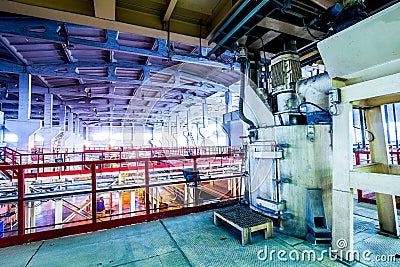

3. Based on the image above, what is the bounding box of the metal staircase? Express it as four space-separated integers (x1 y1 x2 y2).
188 132 197 147
53 132 64 153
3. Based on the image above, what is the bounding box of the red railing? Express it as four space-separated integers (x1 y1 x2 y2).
0 146 243 247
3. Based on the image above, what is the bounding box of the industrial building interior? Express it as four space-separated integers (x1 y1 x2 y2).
0 0 399 266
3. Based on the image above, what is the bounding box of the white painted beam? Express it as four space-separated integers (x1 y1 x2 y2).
341 72 400 103
350 171 400 196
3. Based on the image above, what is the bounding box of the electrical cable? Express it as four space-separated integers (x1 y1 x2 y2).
353 125 375 142
297 101 330 115
302 17 334 41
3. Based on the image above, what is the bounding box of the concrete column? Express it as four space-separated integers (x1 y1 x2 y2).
6 74 41 153
18 73 32 121
74 116 79 135
54 198 63 229
85 126 89 141
225 90 232 113
108 126 113 146
130 190 136 216
332 102 354 259
44 93 53 128
68 111 73 133
59 105 66 131
79 120 84 136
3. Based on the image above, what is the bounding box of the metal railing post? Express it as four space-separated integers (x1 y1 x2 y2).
17 168 25 235
145 161 150 215
91 163 97 224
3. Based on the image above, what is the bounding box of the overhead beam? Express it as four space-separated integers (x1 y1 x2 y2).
310 0 336 9
257 17 325 41
0 34 28 65
94 0 116 21
0 0 210 48
0 63 228 93
0 17 232 68
248 30 281 50
163 0 178 22
0 61 228 91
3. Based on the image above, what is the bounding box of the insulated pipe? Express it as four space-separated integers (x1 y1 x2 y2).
239 60 256 128
296 72 331 111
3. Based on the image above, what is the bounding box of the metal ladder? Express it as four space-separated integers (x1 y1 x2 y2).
240 143 248 174
239 143 248 202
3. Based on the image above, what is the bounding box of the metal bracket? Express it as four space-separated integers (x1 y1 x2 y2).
273 177 291 184
307 125 315 142
329 88 341 104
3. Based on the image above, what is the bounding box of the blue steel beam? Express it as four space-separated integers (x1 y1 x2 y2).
207 0 271 58
0 61 229 91
0 18 233 68
208 0 251 44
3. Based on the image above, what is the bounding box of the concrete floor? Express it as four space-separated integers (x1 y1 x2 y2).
0 204 399 267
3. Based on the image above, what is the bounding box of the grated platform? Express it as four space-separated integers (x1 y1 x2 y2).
214 205 273 246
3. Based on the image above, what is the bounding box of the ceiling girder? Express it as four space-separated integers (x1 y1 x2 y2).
0 18 232 68
0 61 228 92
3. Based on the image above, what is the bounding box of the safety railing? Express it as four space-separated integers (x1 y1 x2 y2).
0 150 243 247
353 145 400 166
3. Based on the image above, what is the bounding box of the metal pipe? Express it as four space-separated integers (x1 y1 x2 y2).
239 60 256 128
393 104 398 147
384 105 390 147
297 72 331 111
360 109 366 149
